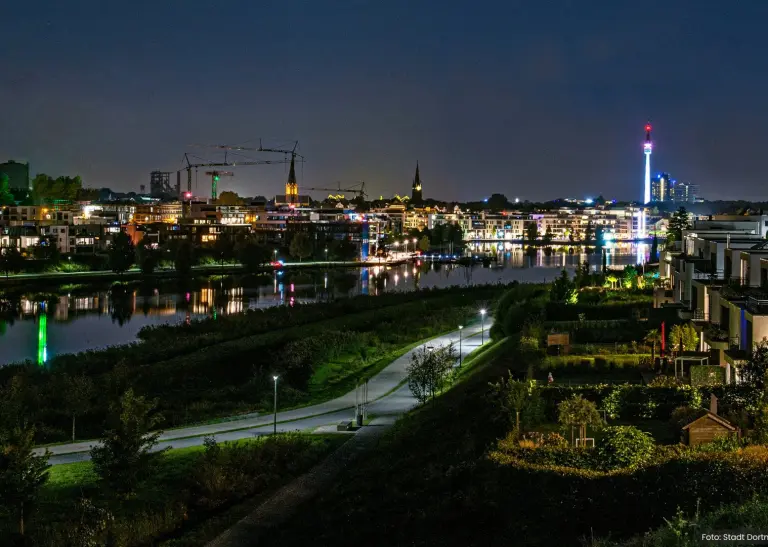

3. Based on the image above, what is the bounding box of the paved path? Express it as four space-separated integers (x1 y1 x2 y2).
42 322 490 465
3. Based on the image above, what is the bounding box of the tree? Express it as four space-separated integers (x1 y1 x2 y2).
57 373 94 442
669 323 698 353
594 225 606 249
174 239 195 275
213 234 235 266
502 303 529 338
31 173 83 204
650 233 659 262
739 341 768 388
289 232 312 262
486 193 510 211
0 173 15 205
542 226 554 246
488 377 544 434
407 343 457 404
418 235 430 252
0 425 51 537
644 329 661 361
135 237 158 276
596 425 655 470
550 269 578 304
558 394 602 446
216 191 243 206
0 246 25 277
667 207 691 244
622 265 638 289
90 389 165 497
525 222 539 246
238 240 271 274
574 261 591 288
107 231 134 275
65 497 114 546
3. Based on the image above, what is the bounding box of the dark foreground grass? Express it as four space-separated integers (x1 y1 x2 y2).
13 434 348 547
256 340 521 547
593 497 768 546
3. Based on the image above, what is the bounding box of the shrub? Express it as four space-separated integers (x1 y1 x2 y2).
690 365 726 386
669 406 704 431
648 375 683 387
596 425 655 470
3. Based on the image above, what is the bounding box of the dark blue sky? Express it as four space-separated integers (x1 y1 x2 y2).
3 1 768 201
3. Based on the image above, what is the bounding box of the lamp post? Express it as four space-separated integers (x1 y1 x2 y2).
458 325 463 367
412 237 418 254
403 240 408 253
480 309 486 344
273 249 277 262
325 247 328 262
273 375 279 434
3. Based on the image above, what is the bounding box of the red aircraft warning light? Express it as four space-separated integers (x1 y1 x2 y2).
645 123 652 133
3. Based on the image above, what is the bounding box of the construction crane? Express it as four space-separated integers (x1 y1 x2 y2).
304 181 367 201
204 171 234 200
176 140 303 198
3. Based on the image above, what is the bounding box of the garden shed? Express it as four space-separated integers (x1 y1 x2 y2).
681 412 737 447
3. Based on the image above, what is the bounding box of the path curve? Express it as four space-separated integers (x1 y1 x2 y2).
42 322 492 465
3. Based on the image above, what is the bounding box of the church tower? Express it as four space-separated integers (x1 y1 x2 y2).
285 155 298 204
411 162 423 206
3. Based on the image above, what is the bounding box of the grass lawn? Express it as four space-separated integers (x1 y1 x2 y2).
306 342 419 404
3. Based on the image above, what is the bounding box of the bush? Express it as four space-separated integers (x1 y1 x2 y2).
541 355 648 375
485 448 768 544
648 375 682 387
596 425 655 470
538 384 703 422
690 365 726 386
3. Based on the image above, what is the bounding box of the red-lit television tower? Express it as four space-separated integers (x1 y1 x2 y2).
643 121 653 205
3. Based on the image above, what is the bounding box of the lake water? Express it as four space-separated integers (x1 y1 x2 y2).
0 243 649 365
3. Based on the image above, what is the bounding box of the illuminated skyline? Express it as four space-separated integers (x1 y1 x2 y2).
3 2 768 201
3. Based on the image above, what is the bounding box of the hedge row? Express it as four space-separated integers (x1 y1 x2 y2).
545 301 649 321
541 355 651 373
483 447 768 544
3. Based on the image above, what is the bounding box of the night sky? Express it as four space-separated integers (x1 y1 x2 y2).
3 1 768 202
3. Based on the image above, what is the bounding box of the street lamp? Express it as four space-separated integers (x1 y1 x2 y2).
273 249 277 262
458 325 463 367
480 309 487 344
412 237 417 253
273 375 279 434
325 247 328 262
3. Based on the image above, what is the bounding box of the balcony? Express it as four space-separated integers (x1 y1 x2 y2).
747 296 768 314
703 324 729 350
692 309 709 321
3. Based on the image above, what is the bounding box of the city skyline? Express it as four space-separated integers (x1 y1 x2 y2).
3 1 768 201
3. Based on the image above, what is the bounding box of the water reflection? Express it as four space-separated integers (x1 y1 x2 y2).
0 244 648 365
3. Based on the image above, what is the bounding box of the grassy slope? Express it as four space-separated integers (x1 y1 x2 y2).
257 338 521 547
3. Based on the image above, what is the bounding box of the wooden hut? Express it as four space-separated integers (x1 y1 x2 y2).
681 395 738 447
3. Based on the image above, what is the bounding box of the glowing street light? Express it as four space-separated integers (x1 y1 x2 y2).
325 247 328 261
458 325 464 367
273 375 279 434
480 309 487 344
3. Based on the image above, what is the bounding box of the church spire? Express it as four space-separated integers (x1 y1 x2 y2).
285 154 298 202
411 161 423 206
